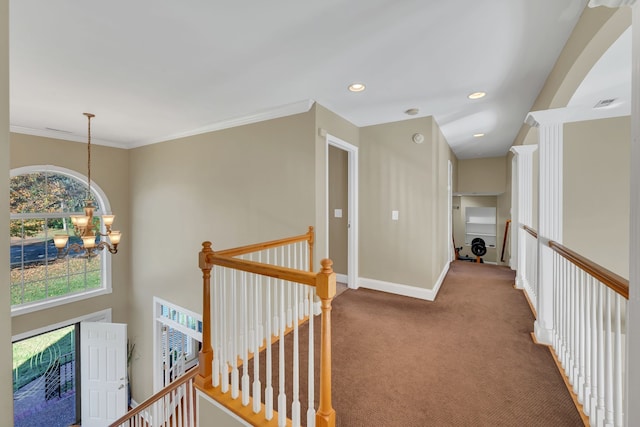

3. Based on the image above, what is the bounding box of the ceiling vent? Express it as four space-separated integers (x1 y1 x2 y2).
593 98 617 108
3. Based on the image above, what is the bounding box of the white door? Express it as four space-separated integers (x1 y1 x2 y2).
81 321 128 427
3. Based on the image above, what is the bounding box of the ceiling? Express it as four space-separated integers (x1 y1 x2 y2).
10 1 594 158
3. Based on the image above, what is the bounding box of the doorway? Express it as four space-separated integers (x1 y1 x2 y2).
325 134 358 289
13 325 79 427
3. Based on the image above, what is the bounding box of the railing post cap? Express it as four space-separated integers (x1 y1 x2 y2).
320 258 333 273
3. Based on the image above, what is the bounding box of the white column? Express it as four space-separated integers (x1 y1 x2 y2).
627 3 640 425
510 145 538 288
526 115 563 345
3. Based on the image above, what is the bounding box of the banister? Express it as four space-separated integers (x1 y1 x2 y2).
108 365 199 427
523 225 538 238
207 253 318 287
216 226 314 258
548 240 629 299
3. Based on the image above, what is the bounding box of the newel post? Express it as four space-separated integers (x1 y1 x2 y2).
316 259 336 427
196 241 214 388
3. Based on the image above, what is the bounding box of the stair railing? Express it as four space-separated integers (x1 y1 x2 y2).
548 240 628 427
109 365 198 427
195 226 336 427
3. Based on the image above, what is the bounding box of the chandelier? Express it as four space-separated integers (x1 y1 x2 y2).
54 113 121 258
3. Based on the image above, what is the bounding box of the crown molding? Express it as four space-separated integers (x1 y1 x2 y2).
588 0 637 7
10 125 129 149
525 103 630 127
127 99 316 149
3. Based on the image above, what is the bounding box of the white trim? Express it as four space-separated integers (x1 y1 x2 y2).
10 100 316 150
359 262 450 302
325 133 359 289
11 288 113 317
196 390 252 427
130 99 315 148
12 308 112 342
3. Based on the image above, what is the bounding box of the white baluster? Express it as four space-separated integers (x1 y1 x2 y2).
575 268 583 396
287 246 293 328
265 250 274 420
589 276 598 419
253 272 262 414
231 270 239 399
605 288 614 426
278 278 287 427
273 248 280 332
242 271 250 406
213 267 220 387
577 270 586 404
597 284 605 426
583 273 592 416
614 294 623 427
221 269 229 394
292 283 301 427
307 285 316 427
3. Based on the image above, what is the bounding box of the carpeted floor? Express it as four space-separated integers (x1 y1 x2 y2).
258 261 583 426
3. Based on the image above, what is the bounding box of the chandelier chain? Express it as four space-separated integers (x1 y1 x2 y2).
86 113 92 198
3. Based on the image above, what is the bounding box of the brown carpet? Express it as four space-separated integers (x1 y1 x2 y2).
253 261 583 426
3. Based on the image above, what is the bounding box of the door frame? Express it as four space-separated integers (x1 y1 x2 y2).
325 133 359 289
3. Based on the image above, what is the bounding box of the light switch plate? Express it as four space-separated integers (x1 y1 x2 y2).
334 209 342 218
392 210 399 220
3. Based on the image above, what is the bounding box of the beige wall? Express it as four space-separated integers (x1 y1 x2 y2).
9 134 131 338
129 111 316 400
457 156 506 194
497 153 513 265
198 394 247 426
360 116 445 289
1 0 13 418
564 117 630 279
328 145 348 275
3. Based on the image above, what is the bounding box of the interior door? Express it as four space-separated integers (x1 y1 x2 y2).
81 321 128 427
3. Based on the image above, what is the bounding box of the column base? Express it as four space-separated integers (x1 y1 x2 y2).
534 320 554 346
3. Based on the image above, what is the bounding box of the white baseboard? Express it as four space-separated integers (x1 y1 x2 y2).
358 262 450 301
130 398 139 408
335 273 348 284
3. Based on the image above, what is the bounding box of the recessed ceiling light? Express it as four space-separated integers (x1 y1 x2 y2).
348 83 366 92
473 133 485 138
405 108 419 116
468 91 486 100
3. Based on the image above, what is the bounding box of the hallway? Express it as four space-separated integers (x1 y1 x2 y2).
324 261 583 426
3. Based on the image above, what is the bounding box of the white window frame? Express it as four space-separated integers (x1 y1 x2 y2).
153 297 202 392
10 165 113 317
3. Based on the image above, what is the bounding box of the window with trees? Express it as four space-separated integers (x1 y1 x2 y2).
10 166 112 314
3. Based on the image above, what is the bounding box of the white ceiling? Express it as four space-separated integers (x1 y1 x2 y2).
10 0 591 158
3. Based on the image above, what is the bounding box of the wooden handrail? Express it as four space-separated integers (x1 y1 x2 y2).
109 366 199 427
548 240 629 299
523 225 538 239
206 253 318 286
216 226 314 258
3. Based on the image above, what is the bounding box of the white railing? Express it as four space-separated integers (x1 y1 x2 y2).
522 226 538 311
196 227 336 427
549 241 628 427
110 366 198 427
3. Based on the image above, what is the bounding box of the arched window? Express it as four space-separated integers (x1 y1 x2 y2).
10 165 113 315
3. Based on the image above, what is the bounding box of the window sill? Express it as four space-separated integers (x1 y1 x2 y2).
11 287 113 317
